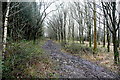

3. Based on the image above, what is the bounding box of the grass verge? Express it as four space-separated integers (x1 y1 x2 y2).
61 42 119 74
3 39 58 79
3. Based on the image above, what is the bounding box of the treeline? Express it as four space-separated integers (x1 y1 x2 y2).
2 2 44 43
2 1 59 78
2 1 120 64
2 1 60 57
46 1 120 64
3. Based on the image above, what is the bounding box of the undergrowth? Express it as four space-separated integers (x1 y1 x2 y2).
63 43 93 54
62 41 120 74
2 39 58 79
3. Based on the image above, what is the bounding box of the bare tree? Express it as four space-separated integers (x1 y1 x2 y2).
63 9 67 43
102 2 120 64
70 2 84 44
88 4 92 47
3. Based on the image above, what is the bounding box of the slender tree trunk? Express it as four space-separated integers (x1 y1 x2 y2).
89 23 91 47
56 28 58 41
0 2 2 77
88 7 92 47
79 25 81 44
3 0 10 55
93 1 97 51
58 32 60 42
103 18 106 47
61 30 64 42
63 12 66 43
58 27 60 42
33 32 36 44
72 22 74 42
97 17 100 45
92 24 94 44
82 26 84 44
68 27 70 43
33 28 37 44
81 12 84 44
105 16 110 52
117 13 120 47
107 27 110 52
118 21 120 47
63 26 66 42
60 19 63 42
67 19 71 43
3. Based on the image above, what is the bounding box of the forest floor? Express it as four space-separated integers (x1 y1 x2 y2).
42 40 120 79
61 41 120 74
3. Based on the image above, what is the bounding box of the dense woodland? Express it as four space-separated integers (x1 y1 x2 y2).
1 0 120 79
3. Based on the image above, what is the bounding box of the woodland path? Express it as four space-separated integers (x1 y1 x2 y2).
42 40 120 79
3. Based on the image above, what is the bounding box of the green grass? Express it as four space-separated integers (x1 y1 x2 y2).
63 43 93 55
3 39 58 79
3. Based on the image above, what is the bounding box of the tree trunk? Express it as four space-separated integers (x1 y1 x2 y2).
102 2 119 64
63 12 66 43
82 26 84 44
81 12 84 44
60 20 63 42
61 30 64 42
58 27 60 42
72 22 74 42
3 0 10 55
89 23 91 47
103 18 106 47
107 27 110 52
33 32 36 44
118 22 120 47
105 16 110 52
33 28 37 44
68 19 71 43
79 25 81 44
97 17 100 45
56 28 58 41
93 1 97 51
113 32 119 64
112 2 119 64
63 26 66 42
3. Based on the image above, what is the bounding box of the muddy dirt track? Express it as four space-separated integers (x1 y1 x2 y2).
42 40 120 79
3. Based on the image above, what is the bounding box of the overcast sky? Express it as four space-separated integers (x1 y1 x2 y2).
40 0 120 37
